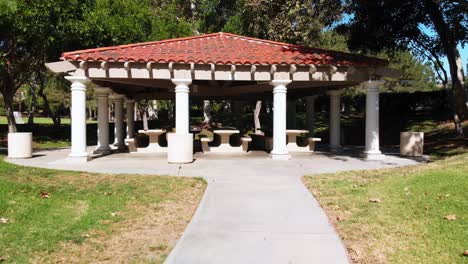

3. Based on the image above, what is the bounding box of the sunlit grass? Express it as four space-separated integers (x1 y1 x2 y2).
304 153 468 263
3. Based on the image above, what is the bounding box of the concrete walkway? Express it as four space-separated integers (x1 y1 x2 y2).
7 148 419 264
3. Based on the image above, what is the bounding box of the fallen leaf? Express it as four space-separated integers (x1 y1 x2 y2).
0 256 7 262
104 192 112 196
0 218 9 224
100 220 111 225
463 250 468 256
111 211 119 217
20 189 27 193
369 198 381 203
81 233 90 238
40 191 51 199
445 215 457 221
333 205 341 211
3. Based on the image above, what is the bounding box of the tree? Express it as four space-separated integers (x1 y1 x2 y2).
1 0 195 130
341 0 467 137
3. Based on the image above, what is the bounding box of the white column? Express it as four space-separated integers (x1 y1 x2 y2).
126 99 135 139
270 80 291 160
286 99 297 129
65 76 90 162
167 79 193 163
94 88 112 154
306 95 317 137
110 94 126 151
174 80 191 134
363 80 385 160
327 90 343 151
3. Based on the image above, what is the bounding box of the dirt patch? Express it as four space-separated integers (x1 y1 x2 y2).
32 180 205 264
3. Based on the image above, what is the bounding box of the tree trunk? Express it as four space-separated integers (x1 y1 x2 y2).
142 109 149 130
254 100 262 134
38 90 62 126
425 0 466 137
203 100 211 123
4 93 17 133
27 84 37 125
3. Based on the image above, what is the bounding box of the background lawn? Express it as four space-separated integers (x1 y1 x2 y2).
0 158 206 263
304 153 468 264
1 113 466 155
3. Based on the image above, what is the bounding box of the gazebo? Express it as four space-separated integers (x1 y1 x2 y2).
47 32 397 163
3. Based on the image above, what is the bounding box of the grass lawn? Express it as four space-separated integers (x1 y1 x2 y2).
304 153 468 263
0 116 98 125
0 158 206 263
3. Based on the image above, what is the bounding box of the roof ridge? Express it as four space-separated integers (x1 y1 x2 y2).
61 32 224 58
216 32 371 58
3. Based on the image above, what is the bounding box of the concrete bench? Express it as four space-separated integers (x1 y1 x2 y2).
125 138 138 153
307 137 321 152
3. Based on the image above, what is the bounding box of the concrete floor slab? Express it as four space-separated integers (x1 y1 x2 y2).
6 146 420 264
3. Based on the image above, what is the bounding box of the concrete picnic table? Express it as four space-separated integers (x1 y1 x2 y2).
215 129 240 147
286 129 314 152
137 129 166 153
199 129 250 153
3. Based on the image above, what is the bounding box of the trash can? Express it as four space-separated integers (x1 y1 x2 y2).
400 132 424 157
8 132 33 158
167 133 193 163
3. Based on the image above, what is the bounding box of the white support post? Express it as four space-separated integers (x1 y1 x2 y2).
362 80 385 160
65 76 90 162
270 80 291 160
167 79 193 163
110 94 127 152
327 90 343 152
94 87 112 154
306 95 318 137
126 99 135 139
286 99 297 129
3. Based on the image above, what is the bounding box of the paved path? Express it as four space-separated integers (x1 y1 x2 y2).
7 148 419 264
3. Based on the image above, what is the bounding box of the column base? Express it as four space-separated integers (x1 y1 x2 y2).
270 151 291 160
113 144 128 153
93 147 112 155
361 150 386 161
167 133 193 163
329 145 343 153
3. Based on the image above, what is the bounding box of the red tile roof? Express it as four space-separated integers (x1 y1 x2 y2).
61 32 387 66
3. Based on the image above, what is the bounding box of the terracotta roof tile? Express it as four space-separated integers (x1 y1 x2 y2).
61 32 387 66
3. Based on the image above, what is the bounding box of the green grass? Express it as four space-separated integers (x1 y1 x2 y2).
304 153 468 263
0 157 205 263
0 116 98 125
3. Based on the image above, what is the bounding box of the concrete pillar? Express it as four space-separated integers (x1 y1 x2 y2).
167 79 193 163
126 99 135 139
94 88 112 154
270 80 291 160
65 76 90 162
286 99 297 129
110 94 126 151
363 80 385 160
327 90 343 151
306 95 318 137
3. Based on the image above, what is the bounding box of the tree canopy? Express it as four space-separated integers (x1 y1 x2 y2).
340 0 467 136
